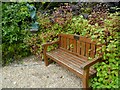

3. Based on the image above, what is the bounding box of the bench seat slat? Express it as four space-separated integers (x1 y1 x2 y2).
58 49 86 64
60 47 88 60
48 49 84 67
46 49 96 76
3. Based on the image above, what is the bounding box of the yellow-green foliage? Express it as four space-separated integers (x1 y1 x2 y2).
36 12 119 88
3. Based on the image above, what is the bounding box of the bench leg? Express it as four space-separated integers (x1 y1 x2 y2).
82 69 89 89
44 55 49 66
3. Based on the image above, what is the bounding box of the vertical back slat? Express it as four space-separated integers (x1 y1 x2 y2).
61 36 64 48
90 44 96 58
58 35 61 47
77 41 80 55
73 39 77 53
69 38 73 52
81 42 85 56
66 38 70 50
85 43 90 57
63 37 67 49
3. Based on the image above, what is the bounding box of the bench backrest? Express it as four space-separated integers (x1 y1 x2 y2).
58 34 100 61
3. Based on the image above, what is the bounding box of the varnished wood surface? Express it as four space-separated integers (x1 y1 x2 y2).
42 33 102 88
46 49 96 76
58 34 98 61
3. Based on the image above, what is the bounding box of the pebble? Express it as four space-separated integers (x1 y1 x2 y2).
47 76 49 78
13 82 16 84
2 55 82 88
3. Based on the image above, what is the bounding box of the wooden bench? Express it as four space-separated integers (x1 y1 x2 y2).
42 34 102 88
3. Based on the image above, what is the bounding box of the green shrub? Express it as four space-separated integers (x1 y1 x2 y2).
69 12 119 88
2 3 31 66
87 13 119 88
65 13 119 88
24 33 43 58
36 5 119 88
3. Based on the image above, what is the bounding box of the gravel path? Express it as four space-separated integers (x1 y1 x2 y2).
2 56 82 88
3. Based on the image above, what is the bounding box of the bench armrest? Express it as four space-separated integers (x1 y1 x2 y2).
42 40 59 47
42 40 60 54
81 56 102 70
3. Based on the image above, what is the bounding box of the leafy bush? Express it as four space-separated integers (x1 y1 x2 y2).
77 12 119 88
2 3 31 66
64 12 119 88
51 4 72 25
67 12 119 88
24 33 43 58
37 7 119 88
89 13 119 88
88 3 108 26
19 3 120 88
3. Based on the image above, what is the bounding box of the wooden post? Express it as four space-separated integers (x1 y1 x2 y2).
43 46 49 66
83 69 89 89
